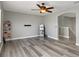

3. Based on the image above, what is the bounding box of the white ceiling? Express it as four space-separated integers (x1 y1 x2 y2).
2 1 77 16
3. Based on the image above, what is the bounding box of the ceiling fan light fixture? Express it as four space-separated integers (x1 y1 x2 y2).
40 9 46 13
32 2 54 13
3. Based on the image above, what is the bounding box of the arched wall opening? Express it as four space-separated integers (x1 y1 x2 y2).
58 13 76 45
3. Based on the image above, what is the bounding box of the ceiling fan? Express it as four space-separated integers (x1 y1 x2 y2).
32 3 54 13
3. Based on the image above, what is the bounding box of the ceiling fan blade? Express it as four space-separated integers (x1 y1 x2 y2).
47 11 52 13
31 9 40 11
37 4 41 8
47 7 54 9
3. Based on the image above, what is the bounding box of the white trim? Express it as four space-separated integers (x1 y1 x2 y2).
76 43 79 46
0 42 3 53
59 35 69 38
6 35 39 41
48 36 58 40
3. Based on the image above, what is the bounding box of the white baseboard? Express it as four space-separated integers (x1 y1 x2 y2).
76 43 79 46
59 35 69 38
48 36 58 40
6 35 39 41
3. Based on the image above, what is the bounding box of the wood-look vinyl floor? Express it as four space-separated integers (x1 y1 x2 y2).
0 37 79 57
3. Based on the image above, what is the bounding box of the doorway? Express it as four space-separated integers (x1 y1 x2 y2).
58 13 76 45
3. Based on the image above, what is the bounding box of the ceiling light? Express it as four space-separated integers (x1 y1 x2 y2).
40 9 46 13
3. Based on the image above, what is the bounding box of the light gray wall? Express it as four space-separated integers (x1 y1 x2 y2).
76 7 79 45
0 2 4 52
44 14 58 40
4 11 43 39
0 3 1 43
0 2 3 43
